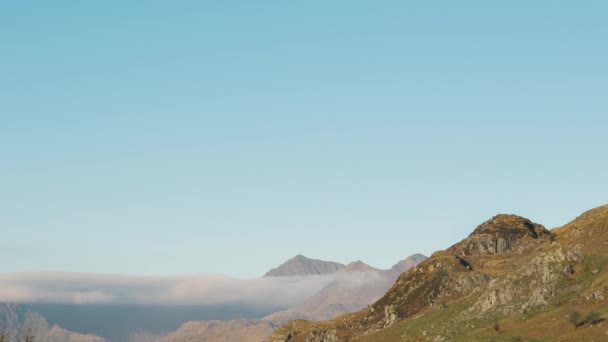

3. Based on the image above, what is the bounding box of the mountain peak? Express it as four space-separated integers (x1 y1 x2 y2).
263 255 344 277
342 260 375 273
471 214 547 238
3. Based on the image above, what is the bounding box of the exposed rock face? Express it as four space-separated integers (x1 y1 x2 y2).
303 327 338 342
263 255 344 277
449 214 549 256
468 246 581 316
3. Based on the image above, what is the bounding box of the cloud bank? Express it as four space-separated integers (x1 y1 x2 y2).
0 272 355 308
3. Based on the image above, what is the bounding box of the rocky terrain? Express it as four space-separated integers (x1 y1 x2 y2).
269 205 608 341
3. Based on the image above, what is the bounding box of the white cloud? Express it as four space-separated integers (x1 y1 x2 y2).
0 272 342 308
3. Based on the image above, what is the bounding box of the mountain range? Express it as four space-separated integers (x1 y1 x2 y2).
270 204 608 341
156 254 426 341
0 254 426 342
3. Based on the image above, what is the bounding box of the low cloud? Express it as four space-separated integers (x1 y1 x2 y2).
0 272 352 308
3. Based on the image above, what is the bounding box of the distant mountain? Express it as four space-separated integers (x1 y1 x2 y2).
156 319 274 342
270 205 608 341
1 253 426 342
263 255 344 277
264 261 395 326
265 256 425 326
0 303 106 342
24 303 281 342
160 254 427 342
341 260 378 273
390 253 427 274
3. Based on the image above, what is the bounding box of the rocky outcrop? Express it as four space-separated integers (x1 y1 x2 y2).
449 214 549 256
302 327 338 342
468 246 582 316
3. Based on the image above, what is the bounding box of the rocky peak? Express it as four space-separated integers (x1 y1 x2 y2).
341 260 375 273
263 255 345 277
472 214 547 238
450 214 548 256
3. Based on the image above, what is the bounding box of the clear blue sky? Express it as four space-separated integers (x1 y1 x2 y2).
1 1 606 277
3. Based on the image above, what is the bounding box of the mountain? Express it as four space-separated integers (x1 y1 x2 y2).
156 319 275 342
263 255 344 277
22 303 281 342
159 254 426 342
340 261 377 273
269 205 608 341
264 261 397 326
0 303 106 342
390 253 427 274
263 255 426 325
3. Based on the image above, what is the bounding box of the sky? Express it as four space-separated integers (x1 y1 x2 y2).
1 1 607 278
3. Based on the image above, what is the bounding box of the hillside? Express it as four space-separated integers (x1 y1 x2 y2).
269 205 608 341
